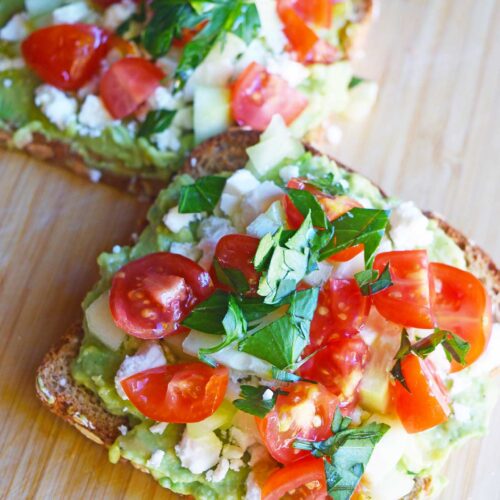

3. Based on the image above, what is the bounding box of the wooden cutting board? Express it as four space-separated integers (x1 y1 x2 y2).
0 0 499 498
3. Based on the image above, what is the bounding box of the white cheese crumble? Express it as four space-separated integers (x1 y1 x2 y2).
152 126 182 152
279 165 300 184
115 341 166 400
175 430 223 474
103 0 137 31
35 85 78 131
146 450 165 469
0 13 28 41
3 78 12 88
219 169 261 217
238 181 284 227
262 389 274 401
163 205 203 233
78 95 116 135
389 201 433 251
196 216 236 269
206 457 230 483
118 425 128 436
53 2 90 24
0 57 25 72
147 86 179 111
267 56 309 87
169 242 201 261
149 422 168 434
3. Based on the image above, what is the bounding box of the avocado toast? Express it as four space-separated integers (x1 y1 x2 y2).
0 0 375 195
36 125 499 499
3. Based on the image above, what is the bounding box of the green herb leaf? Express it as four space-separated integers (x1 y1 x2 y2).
319 208 391 267
182 290 229 334
178 175 226 214
230 3 260 44
137 109 176 138
306 173 347 197
233 385 287 418
199 295 247 357
286 188 329 229
294 408 390 500
271 367 316 384
348 76 365 89
354 263 393 296
212 260 250 294
240 288 319 368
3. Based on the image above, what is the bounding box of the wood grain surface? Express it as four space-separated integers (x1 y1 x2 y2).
1 0 499 499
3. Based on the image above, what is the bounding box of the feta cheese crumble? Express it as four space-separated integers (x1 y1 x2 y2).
103 0 137 31
146 450 165 469
52 2 90 24
149 422 168 435
389 201 434 251
175 430 223 474
35 85 77 131
0 13 28 41
0 57 25 72
163 205 203 233
78 95 116 136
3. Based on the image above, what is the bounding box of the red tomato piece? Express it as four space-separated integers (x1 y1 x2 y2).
173 20 208 47
299 336 368 406
257 382 338 464
277 1 338 63
231 62 308 131
121 362 229 423
21 24 109 91
212 234 261 294
262 457 327 500
284 178 364 261
308 278 371 347
393 355 450 433
372 250 434 329
292 0 333 28
110 252 214 339
100 57 164 118
429 262 492 370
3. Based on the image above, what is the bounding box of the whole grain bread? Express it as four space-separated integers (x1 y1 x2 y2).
0 0 375 196
36 129 499 498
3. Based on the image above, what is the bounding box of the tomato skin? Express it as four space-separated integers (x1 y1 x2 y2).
100 57 164 118
121 363 229 423
292 0 333 28
212 234 261 295
262 456 327 500
372 250 435 329
309 278 371 347
110 252 214 339
173 21 208 47
284 178 364 261
231 62 308 131
277 1 338 64
299 336 368 405
22 24 109 91
429 262 492 370
257 382 338 464
393 355 450 433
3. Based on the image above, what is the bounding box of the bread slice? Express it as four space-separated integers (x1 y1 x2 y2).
0 0 375 196
36 129 499 497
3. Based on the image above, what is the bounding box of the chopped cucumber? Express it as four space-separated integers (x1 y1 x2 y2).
186 400 237 438
193 85 231 144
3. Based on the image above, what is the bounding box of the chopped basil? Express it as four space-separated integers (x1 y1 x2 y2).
391 328 470 390
354 263 393 296
348 75 365 89
182 290 229 334
212 260 250 294
319 208 391 267
306 173 347 197
287 188 329 229
271 367 315 384
178 175 226 214
137 110 177 139
233 385 287 418
294 409 389 500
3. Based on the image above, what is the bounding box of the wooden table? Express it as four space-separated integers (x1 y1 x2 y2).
1 0 498 498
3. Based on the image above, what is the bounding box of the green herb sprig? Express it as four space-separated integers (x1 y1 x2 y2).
354 263 393 296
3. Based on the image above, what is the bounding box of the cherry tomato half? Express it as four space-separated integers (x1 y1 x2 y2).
299 336 368 406
232 62 308 131
277 1 338 64
372 250 434 329
308 278 371 347
257 382 338 464
22 24 109 91
110 252 214 339
212 234 261 295
392 355 450 433
284 178 364 262
430 262 492 370
121 362 229 423
292 0 333 28
100 57 164 118
262 456 328 500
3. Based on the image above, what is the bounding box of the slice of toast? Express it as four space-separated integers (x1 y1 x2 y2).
36 129 499 498
0 0 375 196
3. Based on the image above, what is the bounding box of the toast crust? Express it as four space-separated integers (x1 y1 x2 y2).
36 128 499 498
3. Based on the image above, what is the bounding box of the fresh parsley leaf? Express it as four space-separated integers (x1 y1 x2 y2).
240 288 319 368
391 328 470 391
354 263 393 296
348 76 365 89
198 295 247 358
287 188 329 229
319 208 391 267
178 175 226 214
233 385 287 418
212 260 250 294
306 173 347 197
294 408 389 500
271 367 316 384
137 109 176 138
182 290 229 334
